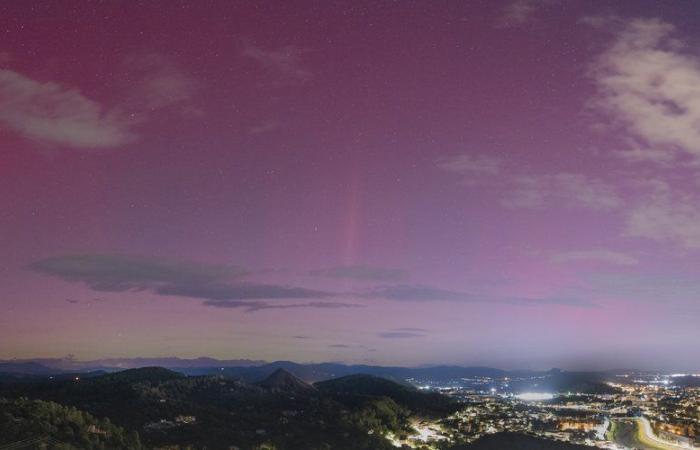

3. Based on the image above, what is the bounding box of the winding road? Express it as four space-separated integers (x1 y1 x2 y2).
610 418 698 450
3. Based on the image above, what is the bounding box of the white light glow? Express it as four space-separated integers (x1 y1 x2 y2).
516 392 554 401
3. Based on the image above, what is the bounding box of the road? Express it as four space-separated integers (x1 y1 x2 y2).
609 418 698 450
638 417 698 450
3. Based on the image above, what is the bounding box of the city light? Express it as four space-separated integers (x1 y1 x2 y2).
515 392 554 401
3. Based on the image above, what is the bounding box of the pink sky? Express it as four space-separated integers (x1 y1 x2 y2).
2 1 700 370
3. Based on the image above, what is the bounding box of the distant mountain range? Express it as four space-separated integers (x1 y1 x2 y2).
176 360 513 383
0 359 501 383
0 357 265 372
0 358 519 379
0 357 679 378
0 359 627 395
0 361 62 375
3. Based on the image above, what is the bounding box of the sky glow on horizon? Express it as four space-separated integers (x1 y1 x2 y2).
2 1 700 371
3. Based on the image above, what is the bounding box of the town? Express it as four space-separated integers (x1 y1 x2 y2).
394 373 700 449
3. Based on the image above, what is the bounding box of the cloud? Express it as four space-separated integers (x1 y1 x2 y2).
365 284 468 301
0 54 199 150
391 327 429 333
363 284 592 307
502 173 621 210
378 329 428 339
500 0 539 25
30 254 337 310
0 51 12 65
311 265 406 281
0 69 135 149
242 42 312 85
624 181 700 249
249 120 280 135
590 18 700 164
581 17 700 251
436 154 502 176
31 254 234 292
32 255 594 311
498 0 556 27
614 144 677 166
203 300 364 312
438 154 620 211
503 297 598 308
142 70 196 112
580 273 700 304
157 282 327 301
550 249 639 266
123 53 200 115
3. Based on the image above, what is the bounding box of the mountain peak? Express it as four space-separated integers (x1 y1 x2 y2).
258 368 315 392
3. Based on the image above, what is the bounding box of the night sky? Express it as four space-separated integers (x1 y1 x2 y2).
2 1 700 371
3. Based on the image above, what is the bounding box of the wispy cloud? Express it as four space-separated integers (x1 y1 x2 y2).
242 42 312 85
550 249 639 266
158 282 328 301
203 300 364 312
30 254 236 292
438 155 620 211
0 69 135 149
363 284 592 308
624 181 700 249
503 173 620 210
498 0 556 27
436 154 502 176
579 272 700 304
392 327 429 333
249 120 280 135
0 51 13 65
124 53 200 115
0 54 199 150
311 265 406 282
502 297 598 308
378 328 428 339
365 284 468 301
614 144 677 166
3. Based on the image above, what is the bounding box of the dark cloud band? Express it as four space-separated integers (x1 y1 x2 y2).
30 254 344 312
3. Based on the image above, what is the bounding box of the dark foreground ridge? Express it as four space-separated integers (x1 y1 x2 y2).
0 365 458 449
